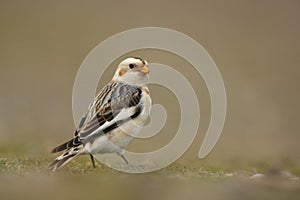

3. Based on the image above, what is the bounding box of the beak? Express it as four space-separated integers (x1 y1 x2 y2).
140 65 149 74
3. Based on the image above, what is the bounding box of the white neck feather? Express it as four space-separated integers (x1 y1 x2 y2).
112 71 149 86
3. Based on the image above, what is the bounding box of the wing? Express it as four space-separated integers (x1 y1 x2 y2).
51 82 143 153
74 82 119 136
77 82 143 142
74 115 86 136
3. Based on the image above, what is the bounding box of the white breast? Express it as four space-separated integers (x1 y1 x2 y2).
84 87 152 155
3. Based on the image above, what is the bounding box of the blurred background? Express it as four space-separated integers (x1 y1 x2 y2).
0 0 299 199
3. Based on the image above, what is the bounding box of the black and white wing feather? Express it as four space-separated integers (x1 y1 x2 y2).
50 82 143 153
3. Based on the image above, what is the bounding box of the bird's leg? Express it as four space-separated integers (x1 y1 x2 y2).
89 154 96 168
117 151 129 165
120 155 129 165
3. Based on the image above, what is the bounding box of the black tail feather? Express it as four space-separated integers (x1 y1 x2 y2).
50 136 81 153
48 147 81 171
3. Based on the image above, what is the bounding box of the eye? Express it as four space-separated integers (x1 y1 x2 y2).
129 64 134 69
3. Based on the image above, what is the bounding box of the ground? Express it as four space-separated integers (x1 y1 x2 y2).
0 150 299 200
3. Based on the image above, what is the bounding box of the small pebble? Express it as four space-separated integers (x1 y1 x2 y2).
250 173 265 179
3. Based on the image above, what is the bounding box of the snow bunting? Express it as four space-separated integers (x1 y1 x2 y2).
49 57 151 171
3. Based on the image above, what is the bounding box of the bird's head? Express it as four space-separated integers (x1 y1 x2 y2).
112 57 149 86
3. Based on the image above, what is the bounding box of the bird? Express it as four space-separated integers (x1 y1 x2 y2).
48 57 152 171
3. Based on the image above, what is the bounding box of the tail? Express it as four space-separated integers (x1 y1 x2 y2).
48 146 83 171
50 136 81 153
